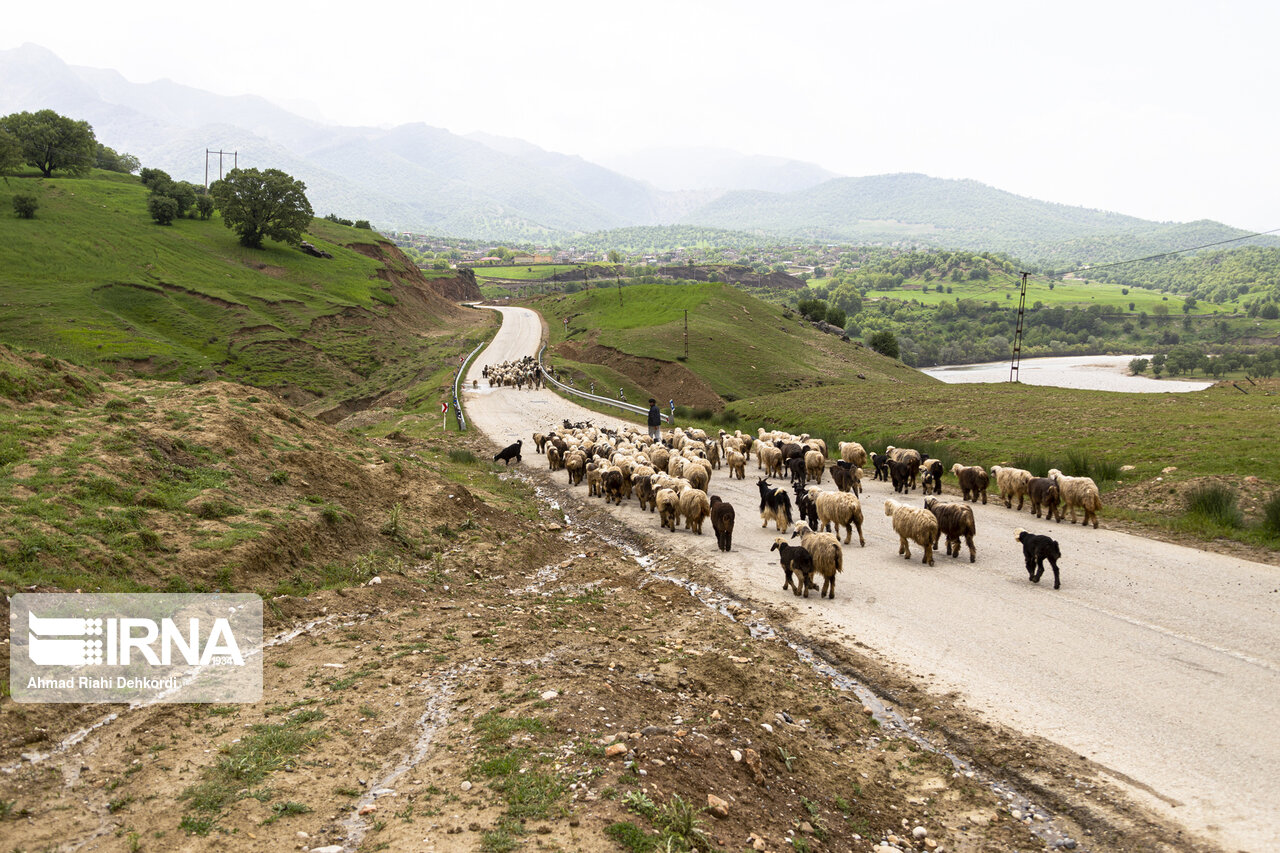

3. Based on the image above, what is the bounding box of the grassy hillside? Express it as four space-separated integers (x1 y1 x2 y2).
531 281 928 405
0 171 491 408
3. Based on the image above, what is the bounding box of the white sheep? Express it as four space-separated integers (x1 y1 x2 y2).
839 441 868 468
679 488 712 534
884 498 938 566
726 450 746 480
804 449 826 484
990 465 1033 511
790 522 844 599
1047 468 1102 529
806 486 865 546
656 488 681 532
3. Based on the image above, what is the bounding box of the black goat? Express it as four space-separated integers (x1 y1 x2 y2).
870 452 889 482
710 495 735 552
771 538 816 597
493 440 523 466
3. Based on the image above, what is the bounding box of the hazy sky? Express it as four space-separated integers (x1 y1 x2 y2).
6 0 1277 230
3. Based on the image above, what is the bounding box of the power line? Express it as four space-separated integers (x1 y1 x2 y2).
1055 226 1280 277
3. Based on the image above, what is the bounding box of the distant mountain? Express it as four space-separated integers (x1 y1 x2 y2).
1 44 1270 260
597 146 839 194
679 173 1276 265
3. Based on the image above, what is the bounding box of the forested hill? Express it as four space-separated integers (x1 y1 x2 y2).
679 173 1276 266
1079 245 1280 309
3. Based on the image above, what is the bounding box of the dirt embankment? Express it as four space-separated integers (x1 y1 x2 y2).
347 239 482 303
556 335 724 410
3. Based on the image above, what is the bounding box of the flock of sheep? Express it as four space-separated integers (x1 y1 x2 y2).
523 420 1102 598
481 357 543 391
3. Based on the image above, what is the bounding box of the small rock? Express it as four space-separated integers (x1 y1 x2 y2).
540 690 558 701
296 832 309 840
1162 466 1178 474
799 820 814 834
862 706 875 716
926 840 938 850
747 834 768 850
731 749 743 763
710 710 722 720
742 748 764 784
366 576 382 585
605 743 628 757
359 804 378 815
460 781 472 792
707 794 729 818
311 847 344 853
913 825 928 839
760 723 773 734
547 523 562 531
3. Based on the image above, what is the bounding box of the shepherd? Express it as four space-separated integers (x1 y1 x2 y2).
647 398 662 445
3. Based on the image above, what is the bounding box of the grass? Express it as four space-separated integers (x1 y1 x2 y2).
1183 483 1243 528
473 264 586 281
470 711 566 823
179 709 325 834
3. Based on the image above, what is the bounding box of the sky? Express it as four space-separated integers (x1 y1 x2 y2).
5 0 1278 231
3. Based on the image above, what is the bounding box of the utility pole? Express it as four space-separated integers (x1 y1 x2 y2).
204 149 238 189
683 309 689 360
1010 271 1029 382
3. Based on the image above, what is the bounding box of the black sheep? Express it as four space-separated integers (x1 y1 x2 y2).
870 452 889 482
786 455 808 487
1015 528 1062 589
493 439 523 466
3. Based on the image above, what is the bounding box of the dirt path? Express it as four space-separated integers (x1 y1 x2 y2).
465 305 1280 852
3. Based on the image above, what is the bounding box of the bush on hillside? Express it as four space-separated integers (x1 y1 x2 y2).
148 193 179 225
12 193 38 219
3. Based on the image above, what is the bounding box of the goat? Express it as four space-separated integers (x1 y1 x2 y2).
1015 528 1062 589
757 478 793 532
493 440 523 466
771 539 816 597
710 496 735 552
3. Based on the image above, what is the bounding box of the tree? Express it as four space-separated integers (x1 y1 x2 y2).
147 194 178 225
1128 357 1149 376
196 194 215 220
0 128 23 176
826 306 847 328
95 144 140 174
209 167 313 249
1261 303 1279 320
12 193 38 219
607 249 622 264
867 330 899 359
0 109 96 177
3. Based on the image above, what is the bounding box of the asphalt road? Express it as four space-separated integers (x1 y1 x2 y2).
464 305 1280 852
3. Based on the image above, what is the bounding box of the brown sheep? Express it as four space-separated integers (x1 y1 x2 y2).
951 463 989 504
924 497 977 563
804 449 826 485
829 462 861 495
710 495 735 552
1026 477 1062 522
839 441 868 468
656 488 680 532
726 450 747 480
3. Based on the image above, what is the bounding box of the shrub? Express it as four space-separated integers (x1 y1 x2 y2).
1261 493 1280 536
867 330 899 359
148 193 179 225
1184 483 1242 528
12 193 37 219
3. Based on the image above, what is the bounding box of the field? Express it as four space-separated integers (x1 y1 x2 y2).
472 263 585 281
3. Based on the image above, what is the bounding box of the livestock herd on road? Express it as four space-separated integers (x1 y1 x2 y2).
504 413 1088 599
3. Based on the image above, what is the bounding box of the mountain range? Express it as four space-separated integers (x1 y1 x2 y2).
1 43 1271 262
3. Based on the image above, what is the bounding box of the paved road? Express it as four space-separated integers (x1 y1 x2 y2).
464 306 1280 852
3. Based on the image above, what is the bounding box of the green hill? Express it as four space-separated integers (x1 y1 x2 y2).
533 281 931 409
0 170 489 411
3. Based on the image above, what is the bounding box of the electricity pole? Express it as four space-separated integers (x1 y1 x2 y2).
1010 271 1029 382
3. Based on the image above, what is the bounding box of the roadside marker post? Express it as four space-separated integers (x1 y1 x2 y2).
441 401 448 430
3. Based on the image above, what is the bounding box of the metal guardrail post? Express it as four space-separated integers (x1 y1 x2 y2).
452 340 488 431
536 345 671 424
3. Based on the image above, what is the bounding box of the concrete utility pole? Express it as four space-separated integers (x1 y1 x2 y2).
1010 271 1029 382
204 149 238 188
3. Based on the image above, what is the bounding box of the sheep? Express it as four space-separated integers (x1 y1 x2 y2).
790 522 843 599
1048 469 1102 529
829 461 861 495
839 441 868 468
758 445 784 479
564 450 587 486
771 538 816 597
887 457 915 494
924 497 977 563
532 433 548 453
633 469 657 512
786 455 808 487
1015 528 1062 589
804 449 825 485
656 488 680 532
493 440 523 466
685 460 711 493
1026 477 1062 522
885 446 923 489
757 478 793 532
919 458 944 495
883 498 938 566
951 463 989 504
726 450 746 480
710 495 735 552
870 452 889 482
547 444 563 472
602 467 627 506
679 488 712 534
806 485 865 547
585 461 604 498
990 465 1033 511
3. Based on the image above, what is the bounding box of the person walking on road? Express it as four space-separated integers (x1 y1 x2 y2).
647 398 662 445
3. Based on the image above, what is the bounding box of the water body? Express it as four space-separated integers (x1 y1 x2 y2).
922 354 1214 393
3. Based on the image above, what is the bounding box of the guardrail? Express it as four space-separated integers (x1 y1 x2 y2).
536 345 671 424
452 340 488 430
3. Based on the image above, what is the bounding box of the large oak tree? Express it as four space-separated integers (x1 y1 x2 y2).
0 109 96 177
209 167 314 249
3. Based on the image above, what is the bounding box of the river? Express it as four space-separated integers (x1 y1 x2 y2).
921 354 1214 392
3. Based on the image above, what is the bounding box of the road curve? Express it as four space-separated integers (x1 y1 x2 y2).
464 305 1280 852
